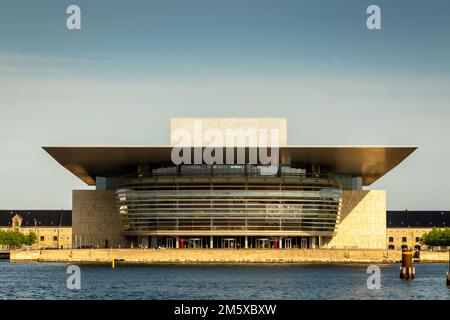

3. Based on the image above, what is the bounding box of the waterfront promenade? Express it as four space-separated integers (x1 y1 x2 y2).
9 248 449 264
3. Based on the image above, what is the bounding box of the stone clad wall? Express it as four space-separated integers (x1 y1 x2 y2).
418 251 449 262
170 117 287 146
11 248 404 264
328 190 387 249
72 190 128 248
10 248 449 264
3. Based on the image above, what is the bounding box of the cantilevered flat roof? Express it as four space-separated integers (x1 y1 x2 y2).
43 145 417 186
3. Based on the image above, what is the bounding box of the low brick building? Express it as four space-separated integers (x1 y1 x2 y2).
0 210 72 249
386 211 450 250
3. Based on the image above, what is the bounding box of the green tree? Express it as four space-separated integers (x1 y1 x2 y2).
0 230 36 247
24 232 37 246
0 230 22 246
421 228 450 247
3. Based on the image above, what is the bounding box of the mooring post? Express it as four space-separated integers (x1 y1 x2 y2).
400 249 415 279
446 250 450 286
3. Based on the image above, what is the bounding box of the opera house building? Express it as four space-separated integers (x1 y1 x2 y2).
44 118 416 250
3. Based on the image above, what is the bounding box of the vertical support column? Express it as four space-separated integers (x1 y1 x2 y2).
175 237 179 249
210 236 214 249
150 236 156 248
446 251 450 285
279 237 283 249
318 236 321 248
139 236 149 248
245 236 248 249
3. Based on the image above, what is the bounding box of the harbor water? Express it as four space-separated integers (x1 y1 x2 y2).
0 261 449 300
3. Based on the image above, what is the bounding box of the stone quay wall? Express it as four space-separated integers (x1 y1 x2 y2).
10 249 448 264
5 248 417 264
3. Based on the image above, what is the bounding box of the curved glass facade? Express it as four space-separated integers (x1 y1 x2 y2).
115 165 342 238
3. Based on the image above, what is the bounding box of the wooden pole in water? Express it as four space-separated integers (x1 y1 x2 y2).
400 249 415 279
446 250 450 286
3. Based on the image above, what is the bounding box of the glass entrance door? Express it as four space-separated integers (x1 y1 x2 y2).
189 238 202 248
301 237 308 249
257 238 270 248
166 237 174 248
222 238 235 248
284 238 292 249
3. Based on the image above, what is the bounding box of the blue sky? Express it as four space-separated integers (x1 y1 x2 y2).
0 0 449 209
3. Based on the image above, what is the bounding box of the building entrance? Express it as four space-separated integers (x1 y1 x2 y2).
166 237 174 248
222 238 235 248
189 238 202 248
284 238 292 249
257 238 270 248
301 237 308 249
146 235 325 249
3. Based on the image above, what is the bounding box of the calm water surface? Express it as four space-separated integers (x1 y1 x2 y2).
0 261 449 300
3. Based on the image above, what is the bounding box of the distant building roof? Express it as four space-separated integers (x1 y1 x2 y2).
0 210 72 227
387 211 450 228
